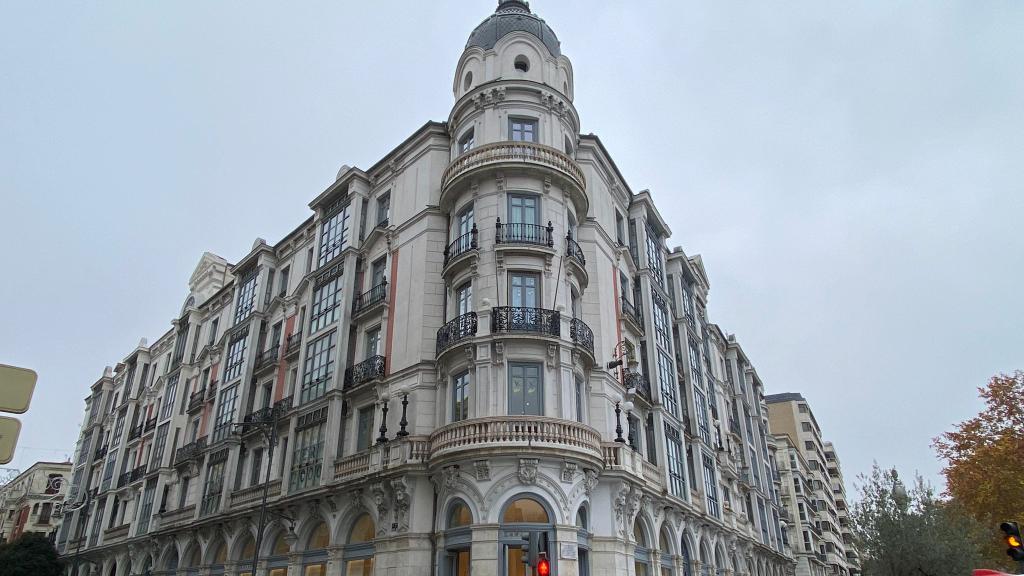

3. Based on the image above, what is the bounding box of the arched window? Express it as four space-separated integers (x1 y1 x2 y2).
302 521 331 576
634 521 651 576
345 514 375 576
237 535 256 576
659 530 674 576
446 501 473 576
680 534 693 576
265 530 291 576
699 545 711 576
514 55 530 73
577 505 592 576
501 496 554 576
208 539 226 576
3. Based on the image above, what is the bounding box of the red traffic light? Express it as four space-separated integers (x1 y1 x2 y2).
537 554 550 576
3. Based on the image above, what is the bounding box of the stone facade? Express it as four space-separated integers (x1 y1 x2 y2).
0 460 71 543
57 2 797 576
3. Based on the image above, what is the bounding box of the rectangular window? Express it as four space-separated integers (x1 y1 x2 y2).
100 459 116 492
645 224 664 286
233 269 258 325
365 327 381 359
615 211 625 245
644 413 657 464
179 476 191 509
223 330 248 382
628 218 639 263
665 425 686 498
137 481 156 534
356 406 374 451
249 448 263 487
455 282 473 317
575 377 585 423
301 331 336 404
508 272 540 308
703 453 720 518
213 385 240 443
657 352 678 417
200 460 226 516
452 372 470 422
370 257 387 287
508 363 542 416
150 423 170 470
694 389 711 445
459 129 475 153
290 421 325 492
801 422 813 433
111 411 126 447
653 302 671 351
208 319 219 346
509 118 537 142
508 194 539 225
279 266 290 297
688 339 703 389
376 193 390 227
160 374 179 420
319 203 351 266
310 275 342 333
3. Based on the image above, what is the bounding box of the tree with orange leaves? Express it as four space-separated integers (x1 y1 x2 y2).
934 370 1024 569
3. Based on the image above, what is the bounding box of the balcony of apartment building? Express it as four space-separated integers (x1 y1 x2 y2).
568 316 595 362
187 386 206 414
344 356 386 390
284 331 302 360
564 231 589 287
443 224 479 277
493 219 557 271
333 435 430 485
620 296 645 334
602 440 663 488
427 416 604 470
352 279 388 319
174 436 208 467
241 396 294 434
440 141 586 207
253 344 281 375
436 312 479 358
230 478 283 510
490 305 561 341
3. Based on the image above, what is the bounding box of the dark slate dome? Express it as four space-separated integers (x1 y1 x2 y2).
466 0 561 58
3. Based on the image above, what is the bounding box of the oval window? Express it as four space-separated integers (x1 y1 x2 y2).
464 71 473 92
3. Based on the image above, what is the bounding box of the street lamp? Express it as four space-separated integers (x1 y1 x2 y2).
232 405 282 576
608 340 637 445
61 486 94 576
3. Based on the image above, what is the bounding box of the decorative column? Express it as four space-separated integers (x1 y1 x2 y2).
325 546 344 576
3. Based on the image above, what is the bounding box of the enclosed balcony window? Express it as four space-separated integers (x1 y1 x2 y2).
508 363 542 416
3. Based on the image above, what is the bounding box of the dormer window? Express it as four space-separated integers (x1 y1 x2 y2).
459 129 475 154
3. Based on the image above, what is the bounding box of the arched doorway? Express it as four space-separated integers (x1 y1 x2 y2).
501 496 555 576
302 521 331 576
576 505 591 576
633 520 652 576
444 500 473 576
659 529 674 576
343 513 375 575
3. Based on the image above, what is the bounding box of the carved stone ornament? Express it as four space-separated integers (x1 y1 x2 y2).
443 465 461 491
389 476 410 533
561 461 577 483
583 468 599 495
370 482 389 536
546 343 558 368
517 458 539 485
474 460 491 481
613 482 631 536
493 341 505 365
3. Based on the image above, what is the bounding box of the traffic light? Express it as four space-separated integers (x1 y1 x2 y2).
520 532 539 567
999 521 1024 561
537 552 551 576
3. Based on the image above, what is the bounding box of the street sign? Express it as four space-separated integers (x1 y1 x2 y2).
0 364 36 414
0 417 22 464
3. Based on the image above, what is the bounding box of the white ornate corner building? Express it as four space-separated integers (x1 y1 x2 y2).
57 2 799 575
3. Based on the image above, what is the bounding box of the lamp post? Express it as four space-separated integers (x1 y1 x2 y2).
232 405 281 576
62 486 93 576
608 340 638 445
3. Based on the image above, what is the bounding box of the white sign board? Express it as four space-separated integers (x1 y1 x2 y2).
0 364 36 413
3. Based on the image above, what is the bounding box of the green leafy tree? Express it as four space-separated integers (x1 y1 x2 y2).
852 464 988 576
0 533 65 576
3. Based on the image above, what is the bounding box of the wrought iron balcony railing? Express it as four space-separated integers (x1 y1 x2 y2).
93 444 108 460
495 219 553 247
254 345 280 370
285 332 302 356
620 297 644 330
344 355 386 389
143 417 157 433
625 372 652 402
353 280 388 315
566 235 586 267
444 226 479 266
174 436 207 465
127 423 143 441
569 317 594 355
490 306 560 337
187 388 206 412
436 312 478 354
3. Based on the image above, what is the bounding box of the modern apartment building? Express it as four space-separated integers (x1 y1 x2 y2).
57 2 794 576
823 443 859 576
0 460 71 543
765 394 853 576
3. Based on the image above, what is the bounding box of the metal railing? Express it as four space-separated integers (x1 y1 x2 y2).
490 306 560 336
620 297 644 330
344 355 386 389
625 372 652 402
93 444 108 460
353 280 387 314
143 417 157 433
444 226 478 265
440 141 586 192
187 388 206 412
174 437 207 465
285 333 302 356
569 317 594 355
495 219 553 247
254 345 280 370
566 235 586 267
436 312 478 354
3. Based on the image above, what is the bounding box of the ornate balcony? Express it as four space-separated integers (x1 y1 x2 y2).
440 141 586 199
127 423 143 441
352 280 388 316
620 297 644 332
602 442 663 487
494 219 554 248
569 317 594 357
174 436 207 465
566 235 585 267
344 355 386 389
93 444 108 460
187 388 206 413
285 332 302 357
430 416 603 467
129 465 147 484
143 417 157 433
254 345 280 371
624 372 652 402
230 479 282 508
436 312 478 355
444 226 479 268
490 306 560 337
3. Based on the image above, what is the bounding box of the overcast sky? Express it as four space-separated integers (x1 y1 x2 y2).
1 1 1021 492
